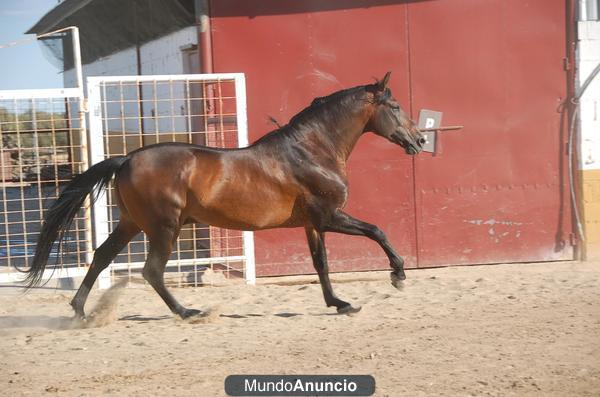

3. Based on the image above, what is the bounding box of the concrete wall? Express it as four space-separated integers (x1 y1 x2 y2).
65 27 197 85
65 27 197 136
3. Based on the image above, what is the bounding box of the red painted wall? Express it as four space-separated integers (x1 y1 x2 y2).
210 0 574 276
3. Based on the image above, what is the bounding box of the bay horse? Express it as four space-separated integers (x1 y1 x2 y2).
25 72 425 319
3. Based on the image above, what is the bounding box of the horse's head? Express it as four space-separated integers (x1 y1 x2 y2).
367 72 425 155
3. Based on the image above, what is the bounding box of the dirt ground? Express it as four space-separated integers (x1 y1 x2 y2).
0 260 599 396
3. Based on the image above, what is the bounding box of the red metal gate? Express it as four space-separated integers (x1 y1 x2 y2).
408 0 573 266
209 0 574 275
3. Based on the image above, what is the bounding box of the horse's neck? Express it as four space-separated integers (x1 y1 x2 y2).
313 107 370 162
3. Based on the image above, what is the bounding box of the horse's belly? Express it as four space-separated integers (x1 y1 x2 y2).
187 151 306 230
188 189 303 230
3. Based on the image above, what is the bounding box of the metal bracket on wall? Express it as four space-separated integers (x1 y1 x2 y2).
418 109 463 154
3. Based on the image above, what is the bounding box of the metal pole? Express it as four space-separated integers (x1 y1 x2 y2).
70 27 94 267
419 125 464 132
72 27 84 96
87 78 111 289
195 0 213 74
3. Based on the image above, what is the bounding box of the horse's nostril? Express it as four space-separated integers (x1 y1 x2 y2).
418 137 426 146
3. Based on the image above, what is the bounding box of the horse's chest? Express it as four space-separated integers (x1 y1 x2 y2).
311 184 348 206
300 166 349 208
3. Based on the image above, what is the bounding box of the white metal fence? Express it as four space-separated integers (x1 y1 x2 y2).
0 28 254 288
87 74 255 288
0 87 91 283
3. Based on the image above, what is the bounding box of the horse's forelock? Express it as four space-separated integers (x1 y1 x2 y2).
377 88 392 104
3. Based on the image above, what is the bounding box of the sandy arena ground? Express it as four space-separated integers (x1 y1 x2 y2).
0 261 599 396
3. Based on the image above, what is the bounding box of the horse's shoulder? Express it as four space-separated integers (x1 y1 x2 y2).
287 152 348 203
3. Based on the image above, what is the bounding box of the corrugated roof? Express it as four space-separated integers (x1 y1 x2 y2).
26 0 195 68
27 0 94 34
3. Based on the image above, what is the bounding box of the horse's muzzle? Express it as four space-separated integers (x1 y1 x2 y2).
406 145 421 155
390 131 424 155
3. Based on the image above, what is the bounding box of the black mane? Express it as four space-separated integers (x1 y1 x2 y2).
253 83 376 145
288 84 373 126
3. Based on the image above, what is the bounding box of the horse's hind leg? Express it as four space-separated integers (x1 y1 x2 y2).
305 227 361 314
142 227 200 319
70 219 140 318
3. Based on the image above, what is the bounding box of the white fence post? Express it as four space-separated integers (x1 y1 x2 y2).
87 77 111 289
70 27 95 267
234 74 256 285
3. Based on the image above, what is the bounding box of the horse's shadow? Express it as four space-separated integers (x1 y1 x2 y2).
117 312 304 321
119 314 172 322
0 311 308 330
219 312 303 319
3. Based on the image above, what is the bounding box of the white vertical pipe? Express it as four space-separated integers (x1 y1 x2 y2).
72 27 84 98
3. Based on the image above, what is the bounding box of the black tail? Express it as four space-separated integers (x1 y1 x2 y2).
24 156 129 288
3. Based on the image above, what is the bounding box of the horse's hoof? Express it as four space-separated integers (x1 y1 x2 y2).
390 271 406 290
72 310 86 321
181 308 203 319
72 315 87 323
337 304 362 315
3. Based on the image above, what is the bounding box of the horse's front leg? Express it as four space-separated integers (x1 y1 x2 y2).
323 210 406 289
305 227 361 314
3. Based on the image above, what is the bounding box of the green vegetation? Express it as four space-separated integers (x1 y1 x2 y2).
0 107 71 148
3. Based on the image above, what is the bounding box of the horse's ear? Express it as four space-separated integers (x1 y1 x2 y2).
376 71 392 91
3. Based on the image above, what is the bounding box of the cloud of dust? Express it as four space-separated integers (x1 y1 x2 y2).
0 280 127 330
70 278 128 329
180 305 222 325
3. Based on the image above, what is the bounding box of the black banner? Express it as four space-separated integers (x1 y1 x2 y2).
225 375 375 396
